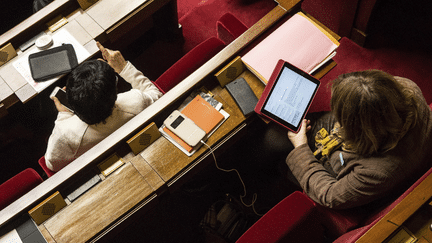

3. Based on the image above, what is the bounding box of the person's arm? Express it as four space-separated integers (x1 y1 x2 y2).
118 62 162 101
286 146 397 209
286 119 396 209
45 117 77 172
97 42 162 102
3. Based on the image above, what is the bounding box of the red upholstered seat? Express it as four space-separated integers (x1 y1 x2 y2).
237 155 432 243
217 12 248 45
236 191 325 243
38 156 56 177
0 168 43 210
238 102 432 242
154 37 225 93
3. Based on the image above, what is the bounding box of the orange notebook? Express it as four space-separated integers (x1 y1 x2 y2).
181 95 225 133
163 127 194 152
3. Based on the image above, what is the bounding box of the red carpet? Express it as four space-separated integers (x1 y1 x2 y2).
179 0 276 52
310 37 432 113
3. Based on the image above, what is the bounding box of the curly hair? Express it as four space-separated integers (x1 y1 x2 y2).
330 70 419 156
66 60 118 125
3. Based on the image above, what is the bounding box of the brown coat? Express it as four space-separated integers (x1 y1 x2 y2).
286 77 432 209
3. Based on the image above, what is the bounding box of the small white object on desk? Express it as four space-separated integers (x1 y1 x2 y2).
35 35 53 50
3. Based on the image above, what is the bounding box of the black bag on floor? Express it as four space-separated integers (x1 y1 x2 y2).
200 195 251 243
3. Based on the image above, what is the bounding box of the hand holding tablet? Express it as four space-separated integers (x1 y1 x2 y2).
254 59 320 133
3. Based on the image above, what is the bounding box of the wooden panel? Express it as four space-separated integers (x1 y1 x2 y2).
0 77 13 101
0 0 78 48
358 173 432 243
38 224 56 243
43 163 154 243
62 20 93 47
86 0 148 30
0 61 27 92
129 155 165 192
403 202 432 241
74 12 105 39
15 84 37 103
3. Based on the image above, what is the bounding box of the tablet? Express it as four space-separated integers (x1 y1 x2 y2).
254 59 320 132
29 44 78 82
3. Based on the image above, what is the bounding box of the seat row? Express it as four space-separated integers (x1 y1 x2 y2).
0 12 248 213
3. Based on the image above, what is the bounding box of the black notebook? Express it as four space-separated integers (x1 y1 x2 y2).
225 77 258 116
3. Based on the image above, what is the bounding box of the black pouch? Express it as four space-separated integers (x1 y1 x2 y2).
29 44 78 82
200 195 252 243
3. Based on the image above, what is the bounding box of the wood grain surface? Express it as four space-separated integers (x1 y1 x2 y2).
42 163 154 243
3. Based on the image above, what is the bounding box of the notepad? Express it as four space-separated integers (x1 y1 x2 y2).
181 95 225 134
242 12 339 83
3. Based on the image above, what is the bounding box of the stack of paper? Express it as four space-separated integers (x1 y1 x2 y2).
242 12 339 84
160 94 230 156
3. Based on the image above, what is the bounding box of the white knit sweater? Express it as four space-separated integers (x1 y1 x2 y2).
45 62 162 171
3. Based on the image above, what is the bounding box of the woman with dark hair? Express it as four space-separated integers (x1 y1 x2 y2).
45 43 162 172
66 59 118 125
286 70 432 209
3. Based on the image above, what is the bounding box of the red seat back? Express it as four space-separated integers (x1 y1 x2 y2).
154 37 225 93
217 12 248 45
0 168 43 210
38 156 56 177
236 191 325 243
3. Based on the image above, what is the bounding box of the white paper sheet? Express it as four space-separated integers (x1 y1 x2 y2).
0 229 23 243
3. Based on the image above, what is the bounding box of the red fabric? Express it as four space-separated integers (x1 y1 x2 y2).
154 37 225 93
179 0 275 52
236 191 324 243
310 37 432 113
217 12 248 45
38 156 56 177
152 81 165 94
0 168 43 210
240 164 432 243
302 0 347 36
331 165 432 242
333 225 370 243
314 203 367 238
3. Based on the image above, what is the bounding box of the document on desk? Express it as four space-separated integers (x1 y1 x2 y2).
0 229 23 243
13 29 91 93
242 12 339 83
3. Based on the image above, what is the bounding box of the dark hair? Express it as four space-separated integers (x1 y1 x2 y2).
331 70 419 156
66 60 117 125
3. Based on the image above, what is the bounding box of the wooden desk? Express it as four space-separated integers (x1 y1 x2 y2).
1 0 308 241
35 71 263 242
39 162 162 243
0 0 178 115
141 71 265 190
357 171 432 242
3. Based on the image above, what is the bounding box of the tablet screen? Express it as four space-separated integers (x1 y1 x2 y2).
261 62 319 131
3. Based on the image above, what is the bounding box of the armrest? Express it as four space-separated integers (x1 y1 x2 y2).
236 191 324 243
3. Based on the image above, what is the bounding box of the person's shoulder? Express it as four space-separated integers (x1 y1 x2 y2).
55 115 89 136
116 90 148 112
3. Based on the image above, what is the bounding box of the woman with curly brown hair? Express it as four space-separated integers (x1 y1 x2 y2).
287 70 432 209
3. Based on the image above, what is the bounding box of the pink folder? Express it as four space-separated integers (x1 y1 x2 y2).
242 12 339 83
